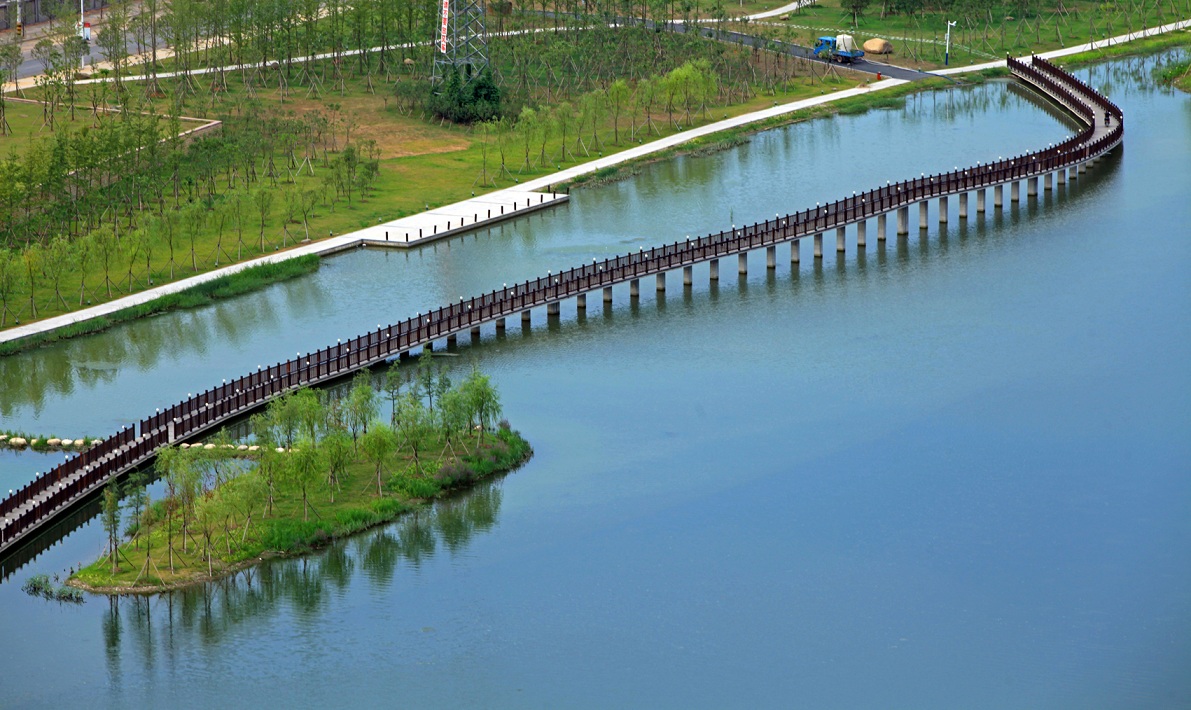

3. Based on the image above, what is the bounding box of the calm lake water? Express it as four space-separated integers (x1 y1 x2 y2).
1 52 1189 708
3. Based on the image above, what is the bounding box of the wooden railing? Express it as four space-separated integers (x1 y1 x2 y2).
0 57 1123 556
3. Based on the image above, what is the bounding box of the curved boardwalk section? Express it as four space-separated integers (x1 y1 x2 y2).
0 57 1124 559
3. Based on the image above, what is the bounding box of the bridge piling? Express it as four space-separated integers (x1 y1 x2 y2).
897 207 909 235
547 302 560 317
522 310 531 324
877 213 887 241
857 221 866 248
656 273 666 292
959 193 968 219
496 317 506 331
683 266 693 286
767 246 776 268
791 241 800 263
814 233 823 259
977 188 986 213
447 334 457 347
738 252 748 275
836 227 846 253
710 259 719 281
470 326 481 338
939 196 949 224
1011 181 1021 202
919 201 929 230
603 286 613 303
1058 168 1066 185
577 293 587 310
1028 177 1038 197
1044 173 1053 191
994 185 1004 209
630 279 640 299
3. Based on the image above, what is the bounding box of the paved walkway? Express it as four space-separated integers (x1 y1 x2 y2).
2 19 1187 347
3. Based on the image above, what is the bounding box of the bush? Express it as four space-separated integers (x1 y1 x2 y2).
335 508 381 531
259 519 331 551
427 66 502 124
373 498 409 518
392 474 440 500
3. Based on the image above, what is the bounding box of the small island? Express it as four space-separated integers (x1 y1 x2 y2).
71 360 530 594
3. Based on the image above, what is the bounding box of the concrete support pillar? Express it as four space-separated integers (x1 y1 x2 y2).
977 189 986 213
791 241 800 263
521 310 531 324
959 192 968 219
833 226 844 253
710 259 719 281
656 272 666 292
939 195 948 224
994 185 1004 209
447 334 457 346
630 279 640 299
897 207 909 235
603 286 613 303
547 302 560 316
577 293 587 310
1058 168 1067 185
857 221 867 248
1078 161 1087 174
1028 177 1038 197
470 326 481 337
1044 173 1053 191
738 252 748 275
683 265 693 285
1011 181 1020 202
877 213 887 241
425 342 433 352
814 233 823 259
766 245 776 269
496 318 506 331
919 201 929 229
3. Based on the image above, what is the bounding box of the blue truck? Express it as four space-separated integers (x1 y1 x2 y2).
813 35 865 64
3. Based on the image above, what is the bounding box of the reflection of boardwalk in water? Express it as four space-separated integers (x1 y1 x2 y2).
0 56 1123 560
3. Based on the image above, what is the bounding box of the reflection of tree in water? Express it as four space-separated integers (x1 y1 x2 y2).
0 290 289 418
101 479 505 671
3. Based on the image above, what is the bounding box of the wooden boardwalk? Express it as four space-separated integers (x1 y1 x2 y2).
0 56 1124 559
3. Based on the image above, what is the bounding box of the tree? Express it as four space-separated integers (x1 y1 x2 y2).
0 249 25 326
844 0 871 26
253 189 274 251
123 472 149 550
359 423 398 496
384 362 404 426
284 440 326 521
394 392 432 472
345 371 379 444
102 481 122 573
607 79 630 145
322 430 353 502
460 366 502 443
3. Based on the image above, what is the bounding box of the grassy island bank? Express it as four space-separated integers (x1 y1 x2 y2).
70 361 530 594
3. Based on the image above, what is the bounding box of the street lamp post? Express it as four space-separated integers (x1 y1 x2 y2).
945 21 957 66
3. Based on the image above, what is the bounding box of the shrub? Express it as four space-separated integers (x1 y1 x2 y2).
259 519 330 551
373 498 409 518
335 508 380 531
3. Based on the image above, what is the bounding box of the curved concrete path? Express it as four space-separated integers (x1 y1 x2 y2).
2 19 1187 347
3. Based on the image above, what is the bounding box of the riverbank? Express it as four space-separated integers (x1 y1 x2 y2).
5 20 1188 352
0 255 320 357
70 425 532 595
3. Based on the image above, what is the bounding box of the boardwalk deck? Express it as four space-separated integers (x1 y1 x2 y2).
0 56 1124 559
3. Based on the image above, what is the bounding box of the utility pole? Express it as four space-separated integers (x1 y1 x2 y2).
945 20 956 66
431 0 489 89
